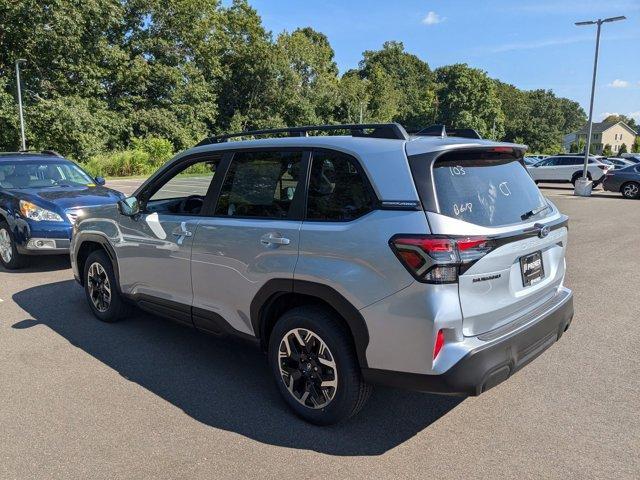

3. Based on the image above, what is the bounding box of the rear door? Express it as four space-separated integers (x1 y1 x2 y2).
190 149 306 336
426 150 568 336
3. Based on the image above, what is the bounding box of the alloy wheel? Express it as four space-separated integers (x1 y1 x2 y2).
278 328 338 409
623 183 639 198
87 262 112 313
0 228 12 263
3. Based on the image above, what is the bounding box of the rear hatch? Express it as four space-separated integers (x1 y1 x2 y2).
409 147 568 337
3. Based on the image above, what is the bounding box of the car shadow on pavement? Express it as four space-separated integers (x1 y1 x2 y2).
12 280 462 456
1 255 70 273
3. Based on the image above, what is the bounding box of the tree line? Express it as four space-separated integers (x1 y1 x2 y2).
1 0 590 164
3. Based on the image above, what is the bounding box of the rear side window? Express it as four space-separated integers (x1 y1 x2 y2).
433 156 548 227
306 151 375 221
215 151 303 218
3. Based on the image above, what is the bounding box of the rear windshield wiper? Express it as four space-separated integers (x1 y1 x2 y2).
521 203 550 221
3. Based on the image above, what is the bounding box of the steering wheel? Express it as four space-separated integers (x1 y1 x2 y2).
178 195 205 214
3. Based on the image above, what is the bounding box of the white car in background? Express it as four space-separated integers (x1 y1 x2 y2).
527 155 613 186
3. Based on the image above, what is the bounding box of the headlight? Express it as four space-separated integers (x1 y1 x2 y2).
19 200 64 222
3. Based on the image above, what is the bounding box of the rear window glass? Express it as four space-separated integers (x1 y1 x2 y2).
433 158 548 227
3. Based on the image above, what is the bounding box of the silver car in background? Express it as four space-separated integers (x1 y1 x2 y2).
71 123 574 425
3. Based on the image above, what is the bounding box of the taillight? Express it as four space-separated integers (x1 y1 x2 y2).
389 235 494 283
433 329 445 360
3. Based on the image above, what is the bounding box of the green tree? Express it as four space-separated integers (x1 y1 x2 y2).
434 64 504 139
359 41 435 129
602 144 613 156
633 136 640 153
276 28 340 125
602 114 638 131
336 71 370 123
494 80 531 142
619 143 628 154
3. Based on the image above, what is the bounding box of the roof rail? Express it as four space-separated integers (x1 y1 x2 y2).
413 124 482 140
196 123 409 146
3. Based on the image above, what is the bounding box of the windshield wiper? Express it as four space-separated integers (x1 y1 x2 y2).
521 203 551 221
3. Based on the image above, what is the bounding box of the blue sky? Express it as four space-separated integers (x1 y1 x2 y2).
244 0 640 124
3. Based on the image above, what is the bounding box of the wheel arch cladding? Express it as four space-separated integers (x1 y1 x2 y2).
251 279 370 368
76 235 120 288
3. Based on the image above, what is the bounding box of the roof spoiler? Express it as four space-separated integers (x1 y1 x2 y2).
412 124 482 140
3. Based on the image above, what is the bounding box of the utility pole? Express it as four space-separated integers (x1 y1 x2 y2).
573 16 626 197
15 59 27 151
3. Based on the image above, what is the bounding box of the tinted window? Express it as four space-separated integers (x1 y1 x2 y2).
433 157 548 227
306 151 375 221
215 151 303 218
541 157 559 166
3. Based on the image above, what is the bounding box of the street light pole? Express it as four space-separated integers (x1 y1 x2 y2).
574 16 626 197
15 59 27 151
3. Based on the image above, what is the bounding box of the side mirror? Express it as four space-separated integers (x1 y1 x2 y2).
118 197 140 217
95 176 106 186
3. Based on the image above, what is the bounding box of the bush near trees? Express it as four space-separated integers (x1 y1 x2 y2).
1 0 588 176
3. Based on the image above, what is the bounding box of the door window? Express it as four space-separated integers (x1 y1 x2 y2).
214 151 303 219
306 151 375 221
146 156 221 215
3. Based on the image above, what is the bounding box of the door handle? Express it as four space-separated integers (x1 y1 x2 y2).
260 233 290 246
172 222 193 245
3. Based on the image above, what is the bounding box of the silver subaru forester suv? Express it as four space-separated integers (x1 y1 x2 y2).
71 123 574 425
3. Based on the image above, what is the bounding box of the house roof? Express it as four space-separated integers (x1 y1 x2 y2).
576 121 637 135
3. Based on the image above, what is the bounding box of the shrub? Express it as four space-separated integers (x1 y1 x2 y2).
82 137 175 177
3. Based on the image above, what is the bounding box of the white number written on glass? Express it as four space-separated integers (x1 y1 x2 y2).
453 202 473 216
449 165 466 176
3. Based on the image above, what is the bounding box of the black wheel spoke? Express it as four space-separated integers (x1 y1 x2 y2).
278 328 338 409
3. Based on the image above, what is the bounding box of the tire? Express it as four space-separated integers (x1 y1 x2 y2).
268 306 372 425
83 249 130 322
0 221 27 270
621 181 640 199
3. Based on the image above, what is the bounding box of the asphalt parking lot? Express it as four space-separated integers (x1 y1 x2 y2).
1 182 638 479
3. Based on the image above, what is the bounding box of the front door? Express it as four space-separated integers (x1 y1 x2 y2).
115 156 221 324
190 150 306 335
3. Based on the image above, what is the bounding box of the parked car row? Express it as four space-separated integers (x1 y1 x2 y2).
526 154 613 186
0 123 578 425
524 153 640 198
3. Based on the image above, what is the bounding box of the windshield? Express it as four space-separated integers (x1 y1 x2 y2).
0 161 94 189
433 157 549 227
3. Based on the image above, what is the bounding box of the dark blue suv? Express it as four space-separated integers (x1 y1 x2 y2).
0 151 123 269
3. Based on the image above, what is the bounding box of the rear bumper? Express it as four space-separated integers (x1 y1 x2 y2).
362 287 574 396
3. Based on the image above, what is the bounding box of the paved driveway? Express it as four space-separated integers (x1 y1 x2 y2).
0 183 638 479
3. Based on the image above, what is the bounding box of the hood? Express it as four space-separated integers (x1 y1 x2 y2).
11 185 124 212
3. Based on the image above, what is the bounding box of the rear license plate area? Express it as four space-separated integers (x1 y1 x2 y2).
520 250 544 287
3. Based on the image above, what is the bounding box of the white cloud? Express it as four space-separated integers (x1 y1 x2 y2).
422 11 445 25
608 79 630 88
628 111 640 123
